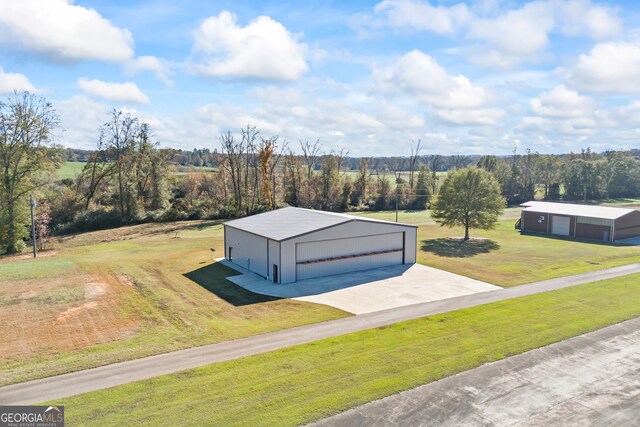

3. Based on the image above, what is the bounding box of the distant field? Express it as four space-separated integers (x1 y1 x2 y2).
56 162 219 179
57 273 640 426
57 161 448 180
343 170 447 182
172 165 217 175
56 161 86 179
0 222 348 386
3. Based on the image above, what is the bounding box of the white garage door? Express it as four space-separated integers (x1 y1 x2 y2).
296 233 404 281
551 215 571 236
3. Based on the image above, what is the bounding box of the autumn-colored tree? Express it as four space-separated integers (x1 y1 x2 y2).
0 92 62 253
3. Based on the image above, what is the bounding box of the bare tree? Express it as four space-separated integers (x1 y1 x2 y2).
300 139 321 206
408 139 422 190
241 125 259 214
427 154 443 195
78 146 117 209
268 138 287 209
284 149 303 206
451 153 471 170
219 131 244 213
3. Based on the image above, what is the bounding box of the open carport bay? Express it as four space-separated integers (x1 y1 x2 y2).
221 260 500 314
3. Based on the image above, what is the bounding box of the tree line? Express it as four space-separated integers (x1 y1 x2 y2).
2 91 640 254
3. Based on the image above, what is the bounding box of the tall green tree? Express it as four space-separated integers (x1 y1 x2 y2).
412 165 431 210
0 92 62 253
431 167 505 241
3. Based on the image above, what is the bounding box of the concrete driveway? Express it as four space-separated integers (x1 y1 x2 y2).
314 316 640 426
221 260 500 314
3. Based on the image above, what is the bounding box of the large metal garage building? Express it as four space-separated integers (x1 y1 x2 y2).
518 201 640 242
223 207 418 284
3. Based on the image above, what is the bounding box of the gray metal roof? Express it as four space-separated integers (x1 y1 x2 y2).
223 207 416 241
520 201 636 220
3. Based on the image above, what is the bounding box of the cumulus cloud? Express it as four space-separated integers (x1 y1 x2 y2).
373 50 502 125
55 95 109 146
189 11 308 80
0 0 134 62
435 108 505 126
374 50 490 109
557 0 621 40
125 56 175 86
468 2 554 67
613 101 640 126
566 41 640 93
374 0 471 34
530 85 595 118
370 0 622 68
0 67 36 93
521 85 601 137
78 78 150 104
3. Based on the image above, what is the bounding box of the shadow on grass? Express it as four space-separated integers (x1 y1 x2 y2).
421 238 500 258
183 262 281 306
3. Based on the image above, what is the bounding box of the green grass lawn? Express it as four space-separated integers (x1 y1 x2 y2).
3 201 638 385
354 206 640 286
0 222 348 386
56 162 87 179
56 273 640 426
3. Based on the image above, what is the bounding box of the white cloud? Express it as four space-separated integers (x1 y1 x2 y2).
374 50 490 109
0 67 36 93
370 1 622 69
374 0 471 34
0 0 134 62
530 85 595 118
566 41 640 93
468 2 555 67
373 50 503 126
520 85 600 138
55 95 108 147
78 78 150 104
557 0 621 40
189 11 308 80
125 56 175 87
374 101 425 129
613 101 640 126
435 108 505 126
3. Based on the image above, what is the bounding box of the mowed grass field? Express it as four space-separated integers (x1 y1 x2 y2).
56 161 87 179
0 222 348 386
355 202 640 286
2 200 638 385
56 273 640 426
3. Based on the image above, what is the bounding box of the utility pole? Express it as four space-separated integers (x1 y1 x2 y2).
395 186 399 223
30 195 37 258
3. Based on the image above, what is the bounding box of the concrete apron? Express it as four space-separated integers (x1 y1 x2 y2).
217 258 500 315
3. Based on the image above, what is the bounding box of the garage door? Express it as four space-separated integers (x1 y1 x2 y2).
296 232 404 281
551 215 571 236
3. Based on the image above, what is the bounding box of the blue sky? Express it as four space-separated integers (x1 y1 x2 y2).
1 0 639 155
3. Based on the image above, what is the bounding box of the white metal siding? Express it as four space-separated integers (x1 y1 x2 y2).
295 233 403 281
296 232 403 262
297 252 402 281
225 227 268 278
551 215 571 236
279 221 417 284
403 227 417 264
268 239 281 283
